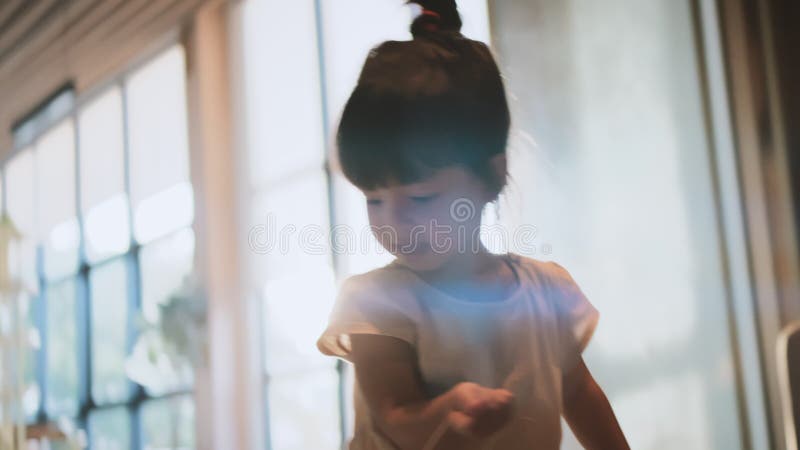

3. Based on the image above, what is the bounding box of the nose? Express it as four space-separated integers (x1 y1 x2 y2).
387 200 414 226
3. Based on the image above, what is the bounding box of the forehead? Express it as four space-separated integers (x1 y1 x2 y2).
364 166 476 194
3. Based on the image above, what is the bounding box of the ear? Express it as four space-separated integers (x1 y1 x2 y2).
490 153 507 180
487 153 507 199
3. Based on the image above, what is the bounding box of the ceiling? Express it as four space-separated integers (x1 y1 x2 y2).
0 0 211 155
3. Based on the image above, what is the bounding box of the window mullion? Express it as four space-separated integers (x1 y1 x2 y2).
35 244 47 424
72 108 94 433
120 78 145 450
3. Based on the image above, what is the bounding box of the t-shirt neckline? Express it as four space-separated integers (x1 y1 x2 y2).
388 252 526 307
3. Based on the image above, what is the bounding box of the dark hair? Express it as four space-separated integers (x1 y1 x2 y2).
335 0 511 199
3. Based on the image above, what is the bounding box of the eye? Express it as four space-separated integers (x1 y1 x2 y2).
366 198 383 206
410 194 438 203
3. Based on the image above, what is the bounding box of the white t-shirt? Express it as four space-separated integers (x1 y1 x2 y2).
316 253 599 450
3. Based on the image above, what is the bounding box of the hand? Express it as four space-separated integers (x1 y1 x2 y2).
446 382 515 439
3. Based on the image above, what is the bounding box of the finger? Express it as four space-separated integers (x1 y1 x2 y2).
476 391 512 412
464 397 493 416
494 388 514 403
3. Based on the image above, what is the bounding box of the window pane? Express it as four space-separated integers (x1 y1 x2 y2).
248 174 331 281
6 149 35 232
45 279 78 417
138 228 195 395
133 182 194 245
90 258 130 405
126 45 193 244
250 174 336 373
78 88 130 263
5 148 38 294
261 266 336 375
36 119 80 280
342 363 356 441
89 407 131 450
0 291 35 424
23 293 41 420
141 396 195 450
238 0 325 188
139 228 195 323
267 369 340 450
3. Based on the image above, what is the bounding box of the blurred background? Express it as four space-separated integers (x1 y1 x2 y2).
0 0 798 449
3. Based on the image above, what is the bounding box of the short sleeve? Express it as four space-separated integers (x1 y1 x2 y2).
548 261 600 371
316 274 417 363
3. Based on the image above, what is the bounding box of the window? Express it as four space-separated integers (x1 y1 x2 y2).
236 1 491 448
5 44 195 448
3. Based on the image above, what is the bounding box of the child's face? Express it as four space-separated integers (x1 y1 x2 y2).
363 166 492 271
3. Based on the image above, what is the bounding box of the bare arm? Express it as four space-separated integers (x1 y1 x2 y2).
350 334 513 450
562 357 630 450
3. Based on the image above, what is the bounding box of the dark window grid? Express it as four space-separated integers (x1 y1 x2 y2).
20 78 194 449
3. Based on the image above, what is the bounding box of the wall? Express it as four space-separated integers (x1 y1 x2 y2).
488 0 757 448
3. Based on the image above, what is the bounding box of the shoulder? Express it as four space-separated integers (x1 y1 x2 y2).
509 253 576 289
338 260 412 297
514 254 597 321
335 261 421 314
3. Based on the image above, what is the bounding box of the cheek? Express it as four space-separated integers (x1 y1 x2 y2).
367 209 403 253
427 196 484 250
433 194 482 229
366 207 380 227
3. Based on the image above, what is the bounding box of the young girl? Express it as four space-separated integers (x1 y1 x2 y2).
316 1 630 449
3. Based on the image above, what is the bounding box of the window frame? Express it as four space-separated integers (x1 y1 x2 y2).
2 39 196 449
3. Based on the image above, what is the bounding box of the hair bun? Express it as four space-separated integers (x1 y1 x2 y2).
407 0 462 36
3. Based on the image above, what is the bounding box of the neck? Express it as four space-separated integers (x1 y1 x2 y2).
424 244 498 281
412 245 513 302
